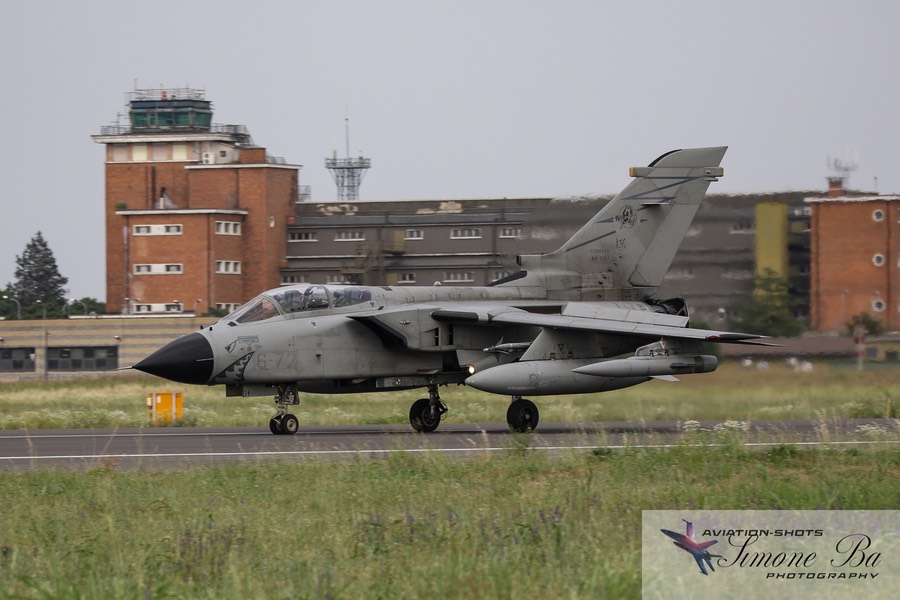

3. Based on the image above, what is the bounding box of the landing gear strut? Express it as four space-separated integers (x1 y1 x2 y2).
507 396 539 432
409 384 447 433
270 384 301 435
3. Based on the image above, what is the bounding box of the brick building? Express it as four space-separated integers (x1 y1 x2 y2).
92 88 300 314
807 178 900 331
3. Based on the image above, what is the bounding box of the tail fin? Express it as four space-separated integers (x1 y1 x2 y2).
512 147 726 300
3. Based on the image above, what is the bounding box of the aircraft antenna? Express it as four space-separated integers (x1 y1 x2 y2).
325 116 371 201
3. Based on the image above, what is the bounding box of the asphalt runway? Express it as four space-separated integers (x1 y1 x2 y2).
0 418 897 470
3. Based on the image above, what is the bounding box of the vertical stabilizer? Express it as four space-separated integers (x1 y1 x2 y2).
511 147 726 300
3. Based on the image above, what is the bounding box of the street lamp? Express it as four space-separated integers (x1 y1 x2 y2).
2 295 21 320
36 299 46 319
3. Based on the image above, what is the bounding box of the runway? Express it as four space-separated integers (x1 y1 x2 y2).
0 418 897 470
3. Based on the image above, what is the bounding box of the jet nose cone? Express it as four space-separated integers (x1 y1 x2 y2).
133 332 214 385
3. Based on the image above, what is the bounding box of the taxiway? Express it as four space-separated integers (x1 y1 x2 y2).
0 418 896 470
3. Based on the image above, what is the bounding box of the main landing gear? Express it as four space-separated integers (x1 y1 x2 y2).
506 396 539 433
409 384 448 433
270 384 301 435
406 386 540 434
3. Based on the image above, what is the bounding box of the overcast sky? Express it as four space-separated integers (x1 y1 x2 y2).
2 0 898 301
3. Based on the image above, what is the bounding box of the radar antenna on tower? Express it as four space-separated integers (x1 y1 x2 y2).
325 117 371 201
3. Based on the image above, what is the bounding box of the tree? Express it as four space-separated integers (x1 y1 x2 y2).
847 312 884 337
8 232 68 307
727 268 805 337
67 297 106 317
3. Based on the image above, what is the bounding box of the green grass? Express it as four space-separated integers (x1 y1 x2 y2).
0 361 896 430
0 362 897 597
0 445 897 599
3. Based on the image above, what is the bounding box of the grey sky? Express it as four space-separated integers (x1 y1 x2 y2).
2 0 898 301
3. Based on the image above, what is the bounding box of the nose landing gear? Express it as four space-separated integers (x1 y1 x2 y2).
270 384 301 435
409 384 448 433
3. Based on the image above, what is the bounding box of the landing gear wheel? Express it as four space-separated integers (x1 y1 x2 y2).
269 416 284 435
507 398 539 432
409 398 441 433
270 384 301 435
281 414 300 435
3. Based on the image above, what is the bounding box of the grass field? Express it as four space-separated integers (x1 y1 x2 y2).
0 444 897 598
0 361 897 430
0 360 897 598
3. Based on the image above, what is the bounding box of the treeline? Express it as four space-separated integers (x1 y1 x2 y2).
1 232 104 320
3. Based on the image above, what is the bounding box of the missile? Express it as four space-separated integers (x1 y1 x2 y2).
572 355 718 378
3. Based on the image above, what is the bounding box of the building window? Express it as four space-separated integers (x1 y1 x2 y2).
397 273 416 284
872 298 886 312
111 144 128 162
499 227 522 239
444 271 474 283
46 347 118 371
665 267 695 280
451 228 481 239
133 264 183 275
165 303 183 313
281 275 308 284
0 347 36 372
721 269 753 280
133 224 182 236
289 231 318 242
152 143 169 161
335 231 365 241
493 271 512 282
873 254 885 267
216 261 241 274
405 229 424 240
216 303 241 313
215 221 241 235
873 209 885 222
326 274 350 284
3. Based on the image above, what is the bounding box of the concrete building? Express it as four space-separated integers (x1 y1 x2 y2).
92 87 301 315
283 192 814 325
807 178 900 332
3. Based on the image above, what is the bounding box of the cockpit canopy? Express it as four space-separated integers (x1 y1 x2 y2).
229 285 375 324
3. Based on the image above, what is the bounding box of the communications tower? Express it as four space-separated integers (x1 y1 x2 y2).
325 117 371 201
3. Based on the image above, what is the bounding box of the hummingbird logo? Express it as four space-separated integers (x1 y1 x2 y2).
660 519 723 576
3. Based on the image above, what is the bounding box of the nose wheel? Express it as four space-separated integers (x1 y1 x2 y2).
409 384 447 432
270 384 301 435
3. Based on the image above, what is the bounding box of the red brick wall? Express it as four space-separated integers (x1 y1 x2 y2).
103 153 298 313
810 200 898 331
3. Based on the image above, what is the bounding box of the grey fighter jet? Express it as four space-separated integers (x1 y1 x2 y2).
134 146 770 434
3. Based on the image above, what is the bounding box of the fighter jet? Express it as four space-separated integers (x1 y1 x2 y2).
660 519 723 576
134 146 770 434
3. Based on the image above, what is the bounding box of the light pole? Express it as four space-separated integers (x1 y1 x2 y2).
2 295 21 320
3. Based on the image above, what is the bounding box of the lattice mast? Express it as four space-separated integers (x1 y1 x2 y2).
325 117 371 201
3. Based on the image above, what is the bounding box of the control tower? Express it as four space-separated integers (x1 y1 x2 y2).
93 86 299 315
325 118 371 201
